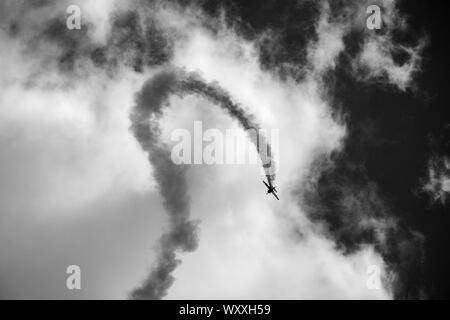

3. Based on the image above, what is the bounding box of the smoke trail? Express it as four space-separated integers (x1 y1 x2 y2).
129 68 276 299
180 72 276 181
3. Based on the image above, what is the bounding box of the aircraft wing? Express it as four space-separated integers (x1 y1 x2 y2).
263 180 270 189
272 192 279 200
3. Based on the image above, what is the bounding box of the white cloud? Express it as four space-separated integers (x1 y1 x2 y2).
0 0 422 299
423 156 450 205
307 1 347 74
304 0 426 90
355 36 425 91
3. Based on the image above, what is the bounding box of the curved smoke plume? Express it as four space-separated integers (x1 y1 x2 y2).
129 68 276 299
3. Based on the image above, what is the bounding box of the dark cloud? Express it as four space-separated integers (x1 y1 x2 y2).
6 5 173 77
299 159 426 298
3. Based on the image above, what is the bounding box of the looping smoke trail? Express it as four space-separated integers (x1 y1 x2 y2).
129 67 276 299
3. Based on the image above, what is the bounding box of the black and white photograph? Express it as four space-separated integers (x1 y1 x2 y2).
0 0 448 305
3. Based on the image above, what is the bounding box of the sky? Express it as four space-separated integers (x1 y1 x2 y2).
0 0 448 299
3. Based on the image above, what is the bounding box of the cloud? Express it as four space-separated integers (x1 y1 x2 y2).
352 0 426 90
0 0 426 299
422 155 450 206
355 34 426 91
301 0 426 90
299 160 426 298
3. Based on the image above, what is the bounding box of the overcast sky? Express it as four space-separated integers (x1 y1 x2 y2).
0 0 448 299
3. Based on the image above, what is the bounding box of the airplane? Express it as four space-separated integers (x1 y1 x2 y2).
262 178 279 200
